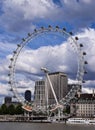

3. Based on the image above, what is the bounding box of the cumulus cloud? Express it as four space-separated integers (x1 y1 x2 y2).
0 0 59 32
0 83 9 96
13 41 77 82
82 87 94 94
0 0 95 33
58 0 95 27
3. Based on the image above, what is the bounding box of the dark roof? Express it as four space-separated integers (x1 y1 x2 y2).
77 93 95 100
49 72 67 76
70 93 95 103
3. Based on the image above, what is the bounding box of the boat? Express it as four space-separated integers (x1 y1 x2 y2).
66 118 95 125
88 119 95 125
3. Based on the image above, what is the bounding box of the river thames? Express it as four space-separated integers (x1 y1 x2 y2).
0 122 95 130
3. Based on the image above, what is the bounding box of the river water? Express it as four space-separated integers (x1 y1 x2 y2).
0 122 95 130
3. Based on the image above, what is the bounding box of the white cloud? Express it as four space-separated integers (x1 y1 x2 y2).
82 87 94 94
0 83 9 96
14 42 77 80
1 0 95 32
0 0 58 32
0 75 8 82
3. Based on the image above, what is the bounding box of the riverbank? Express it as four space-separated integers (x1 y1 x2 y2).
1 115 95 125
0 115 56 123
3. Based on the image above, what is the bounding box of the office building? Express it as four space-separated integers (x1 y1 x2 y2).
34 80 46 108
25 90 31 102
46 72 68 105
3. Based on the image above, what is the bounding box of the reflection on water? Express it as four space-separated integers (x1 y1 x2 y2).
0 122 95 130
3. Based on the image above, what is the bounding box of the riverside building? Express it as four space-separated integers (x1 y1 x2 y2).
70 91 95 118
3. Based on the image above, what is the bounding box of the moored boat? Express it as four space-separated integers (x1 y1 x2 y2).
66 118 95 125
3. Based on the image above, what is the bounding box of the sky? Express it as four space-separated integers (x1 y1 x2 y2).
0 0 95 104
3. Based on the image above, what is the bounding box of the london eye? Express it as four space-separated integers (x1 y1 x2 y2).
8 26 87 116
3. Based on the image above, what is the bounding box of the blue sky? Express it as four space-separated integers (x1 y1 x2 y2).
0 0 95 104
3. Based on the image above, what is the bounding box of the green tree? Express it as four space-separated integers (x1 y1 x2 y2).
8 104 15 115
0 104 8 114
62 105 70 114
0 106 2 114
15 104 24 115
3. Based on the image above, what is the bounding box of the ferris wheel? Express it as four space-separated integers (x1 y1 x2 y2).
8 25 87 112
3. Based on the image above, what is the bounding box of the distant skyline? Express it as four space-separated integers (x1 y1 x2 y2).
0 0 95 104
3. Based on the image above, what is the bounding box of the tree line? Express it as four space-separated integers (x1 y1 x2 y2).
0 104 24 115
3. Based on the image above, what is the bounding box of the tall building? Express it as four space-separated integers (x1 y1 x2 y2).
46 72 68 105
34 80 46 108
25 90 31 102
5 96 12 104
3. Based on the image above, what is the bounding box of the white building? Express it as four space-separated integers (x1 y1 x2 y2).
70 92 95 118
